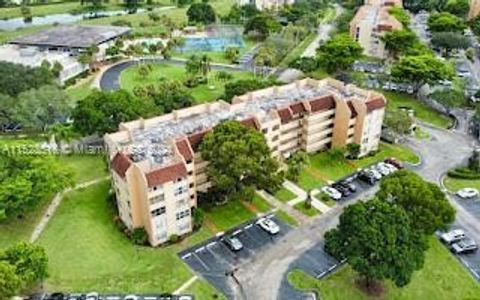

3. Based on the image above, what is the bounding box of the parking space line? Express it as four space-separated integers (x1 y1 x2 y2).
144 297 157 300
316 271 327 279
328 264 337 271
181 253 192 260
206 241 216 248
195 246 205 253
193 253 210 271
232 229 242 235
244 224 253 230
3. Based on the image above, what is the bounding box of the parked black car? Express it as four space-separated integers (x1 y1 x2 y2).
358 170 377 185
337 180 357 193
332 183 352 197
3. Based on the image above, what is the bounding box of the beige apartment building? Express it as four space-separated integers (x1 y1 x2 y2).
469 0 480 19
104 78 386 246
350 4 403 58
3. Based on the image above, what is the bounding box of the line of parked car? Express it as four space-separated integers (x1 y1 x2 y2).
321 158 404 201
38 293 194 300
440 229 479 254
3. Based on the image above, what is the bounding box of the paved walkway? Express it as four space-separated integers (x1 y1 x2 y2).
173 275 198 295
29 176 110 243
257 190 309 225
301 5 343 57
284 180 331 213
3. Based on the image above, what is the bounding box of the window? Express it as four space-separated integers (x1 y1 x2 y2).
272 135 279 142
273 125 280 131
262 128 268 134
176 209 190 221
176 177 183 183
190 194 195 200
151 207 166 217
149 194 164 205
188 171 193 176
174 186 187 196
189 183 194 188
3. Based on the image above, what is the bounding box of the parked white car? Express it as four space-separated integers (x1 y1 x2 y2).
456 188 479 199
124 295 139 300
85 292 99 300
257 218 280 235
375 163 391 176
321 186 342 200
451 238 478 254
369 168 383 180
440 229 466 244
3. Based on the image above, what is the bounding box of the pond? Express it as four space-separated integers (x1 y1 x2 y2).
0 8 151 31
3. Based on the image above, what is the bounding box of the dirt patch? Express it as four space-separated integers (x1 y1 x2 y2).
354 277 385 298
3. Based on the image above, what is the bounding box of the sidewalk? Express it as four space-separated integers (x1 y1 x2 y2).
29 176 110 243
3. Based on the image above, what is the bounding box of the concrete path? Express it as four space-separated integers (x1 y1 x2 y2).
173 275 198 295
257 190 309 225
301 5 343 58
29 176 110 243
283 180 331 214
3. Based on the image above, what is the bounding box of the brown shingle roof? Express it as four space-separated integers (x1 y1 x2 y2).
289 102 306 115
347 101 357 118
309 95 336 112
187 129 211 151
240 117 258 130
366 97 386 112
277 107 293 124
111 152 132 178
145 162 187 187
377 24 393 31
176 139 193 161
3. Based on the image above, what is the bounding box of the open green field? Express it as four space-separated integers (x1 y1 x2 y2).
119 62 254 103
384 91 453 129
203 199 256 232
65 75 96 103
293 201 320 217
297 143 419 190
38 181 196 292
274 187 297 203
443 176 480 193
0 154 108 249
288 238 480 300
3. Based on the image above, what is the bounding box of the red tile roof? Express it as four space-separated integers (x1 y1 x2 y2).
176 139 193 161
277 107 293 124
347 101 357 118
240 117 259 130
187 129 211 151
289 102 306 115
111 152 132 178
366 97 386 112
309 95 336 112
145 162 187 187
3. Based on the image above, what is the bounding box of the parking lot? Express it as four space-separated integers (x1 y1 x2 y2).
178 214 292 299
37 294 194 300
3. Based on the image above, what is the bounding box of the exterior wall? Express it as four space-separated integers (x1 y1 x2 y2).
469 0 480 20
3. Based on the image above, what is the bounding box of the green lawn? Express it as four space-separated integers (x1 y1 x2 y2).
296 143 419 190
119 63 255 103
184 279 227 300
203 200 256 232
288 238 480 300
65 75 96 103
38 181 198 293
0 154 109 250
275 210 299 227
384 91 453 129
293 201 320 217
56 155 108 184
251 194 273 213
274 187 297 203
443 176 480 193
314 193 336 207
278 32 317 68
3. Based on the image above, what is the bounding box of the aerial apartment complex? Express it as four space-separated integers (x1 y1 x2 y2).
104 78 386 246
350 0 403 58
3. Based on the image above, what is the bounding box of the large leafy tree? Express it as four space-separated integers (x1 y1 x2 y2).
0 62 54 97
14 85 72 131
244 14 281 39
325 199 427 289
0 261 21 300
445 0 470 18
381 29 419 58
186 2 216 25
384 111 413 135
1 243 48 284
133 80 194 114
0 155 74 221
376 170 455 235
72 90 155 135
316 34 363 73
427 12 466 32
431 32 470 56
200 121 284 202
391 54 454 93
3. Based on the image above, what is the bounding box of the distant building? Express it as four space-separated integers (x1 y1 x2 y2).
365 0 403 7
0 24 130 82
469 0 480 19
236 0 295 11
104 78 387 246
350 4 403 58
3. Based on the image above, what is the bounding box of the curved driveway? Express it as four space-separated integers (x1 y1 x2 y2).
99 58 247 91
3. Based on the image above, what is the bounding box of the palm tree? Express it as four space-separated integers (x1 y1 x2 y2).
47 124 78 154
200 54 212 82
